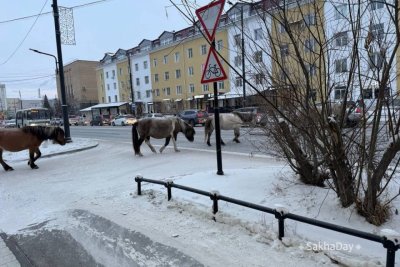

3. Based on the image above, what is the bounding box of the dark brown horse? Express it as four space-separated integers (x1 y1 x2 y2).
132 117 195 156
0 126 66 171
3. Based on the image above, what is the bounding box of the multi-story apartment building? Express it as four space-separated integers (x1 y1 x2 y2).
129 40 153 114
0 83 7 112
150 25 229 114
57 60 99 114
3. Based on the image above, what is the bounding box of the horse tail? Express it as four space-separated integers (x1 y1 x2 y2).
204 117 213 142
132 121 140 154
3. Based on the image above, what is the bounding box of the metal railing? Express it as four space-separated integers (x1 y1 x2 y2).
134 175 399 267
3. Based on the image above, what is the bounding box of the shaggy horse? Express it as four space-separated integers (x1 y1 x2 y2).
204 111 254 146
0 126 66 171
132 117 195 156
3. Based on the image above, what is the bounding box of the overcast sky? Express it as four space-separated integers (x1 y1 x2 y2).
0 0 230 100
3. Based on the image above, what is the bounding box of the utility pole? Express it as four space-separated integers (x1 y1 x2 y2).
52 0 71 142
126 51 135 115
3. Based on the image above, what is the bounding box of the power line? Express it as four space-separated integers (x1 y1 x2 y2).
0 0 49 66
0 0 113 24
0 74 55 83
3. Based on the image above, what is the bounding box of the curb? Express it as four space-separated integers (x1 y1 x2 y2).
41 143 99 159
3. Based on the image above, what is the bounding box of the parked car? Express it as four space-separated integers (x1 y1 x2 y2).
142 113 165 119
4 119 16 128
331 101 363 128
234 106 267 126
69 116 87 126
111 115 136 126
50 117 63 126
177 109 209 126
90 115 111 126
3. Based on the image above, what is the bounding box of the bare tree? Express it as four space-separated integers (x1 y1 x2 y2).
173 0 399 225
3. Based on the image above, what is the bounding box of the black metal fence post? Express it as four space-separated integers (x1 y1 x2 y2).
210 190 220 214
274 206 288 240
382 237 399 267
135 175 143 195
165 179 173 201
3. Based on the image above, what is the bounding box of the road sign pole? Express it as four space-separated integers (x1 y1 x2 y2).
213 41 223 175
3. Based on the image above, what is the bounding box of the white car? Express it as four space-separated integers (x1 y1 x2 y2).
4 119 16 128
111 115 136 126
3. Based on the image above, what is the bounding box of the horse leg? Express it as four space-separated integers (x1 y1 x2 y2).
233 128 241 143
160 137 171 153
171 135 180 152
0 149 13 171
220 138 226 146
145 137 157 154
28 148 39 169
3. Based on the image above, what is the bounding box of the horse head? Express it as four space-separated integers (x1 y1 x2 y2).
52 127 66 145
232 111 255 123
180 119 195 142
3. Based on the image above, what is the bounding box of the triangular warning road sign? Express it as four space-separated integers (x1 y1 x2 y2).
201 47 227 84
195 0 225 41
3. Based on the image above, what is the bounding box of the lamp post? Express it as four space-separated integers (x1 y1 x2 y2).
29 46 71 142
126 51 135 115
228 1 246 107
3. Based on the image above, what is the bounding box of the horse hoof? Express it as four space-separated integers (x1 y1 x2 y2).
31 165 39 169
175 150 180 152
5 167 14 171
207 142 211 147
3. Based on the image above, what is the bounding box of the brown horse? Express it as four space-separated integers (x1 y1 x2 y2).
132 117 195 156
0 126 66 171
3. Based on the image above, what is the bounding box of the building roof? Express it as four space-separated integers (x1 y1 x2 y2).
79 102 129 112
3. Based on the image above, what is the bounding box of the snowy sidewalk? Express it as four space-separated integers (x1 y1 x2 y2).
0 237 20 267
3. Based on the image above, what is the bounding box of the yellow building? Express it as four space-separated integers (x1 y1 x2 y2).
150 27 229 114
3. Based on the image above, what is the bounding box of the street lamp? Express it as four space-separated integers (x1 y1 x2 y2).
228 1 246 107
29 48 71 142
126 51 135 115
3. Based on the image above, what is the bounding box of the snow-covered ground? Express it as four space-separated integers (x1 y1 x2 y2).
0 138 399 266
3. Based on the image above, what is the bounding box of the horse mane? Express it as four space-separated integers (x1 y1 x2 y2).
22 126 59 141
232 111 254 123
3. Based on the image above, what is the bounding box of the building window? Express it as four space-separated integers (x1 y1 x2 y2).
102 97 105 103
254 28 263 40
201 45 207 55
188 48 193 58
115 95 118 102
234 34 241 46
176 85 182 95
137 91 141 99
280 44 289 57
189 84 195 93
113 82 117 89
371 23 384 41
370 1 384 10
217 40 223 51
145 76 149 84
143 61 148 69
176 69 181 79
255 73 265 85
164 71 169 80
106 72 109 78
175 52 180 62
154 74 159 82
112 70 115 78
335 4 348 20
362 88 373 99
108 96 111 102
254 51 263 63
334 86 346 100
136 78 140 86
234 55 242 67
304 13 316 26
309 89 317 101
119 68 123 75
235 77 243 87
335 59 347 73
307 64 317 76
305 38 315 53
107 84 110 90
166 87 170 96
188 66 194 76
153 58 157 67
202 84 209 92
135 63 139 71
335 31 348 47
163 55 168 64
279 23 286 33
369 51 384 69
218 81 224 90
155 89 160 96
146 90 151 98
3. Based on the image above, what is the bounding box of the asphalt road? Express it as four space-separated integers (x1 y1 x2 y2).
69 125 271 156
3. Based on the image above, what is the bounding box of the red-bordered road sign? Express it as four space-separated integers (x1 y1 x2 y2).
195 0 225 41
201 46 227 84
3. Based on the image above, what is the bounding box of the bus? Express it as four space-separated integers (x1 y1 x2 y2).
15 108 51 128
